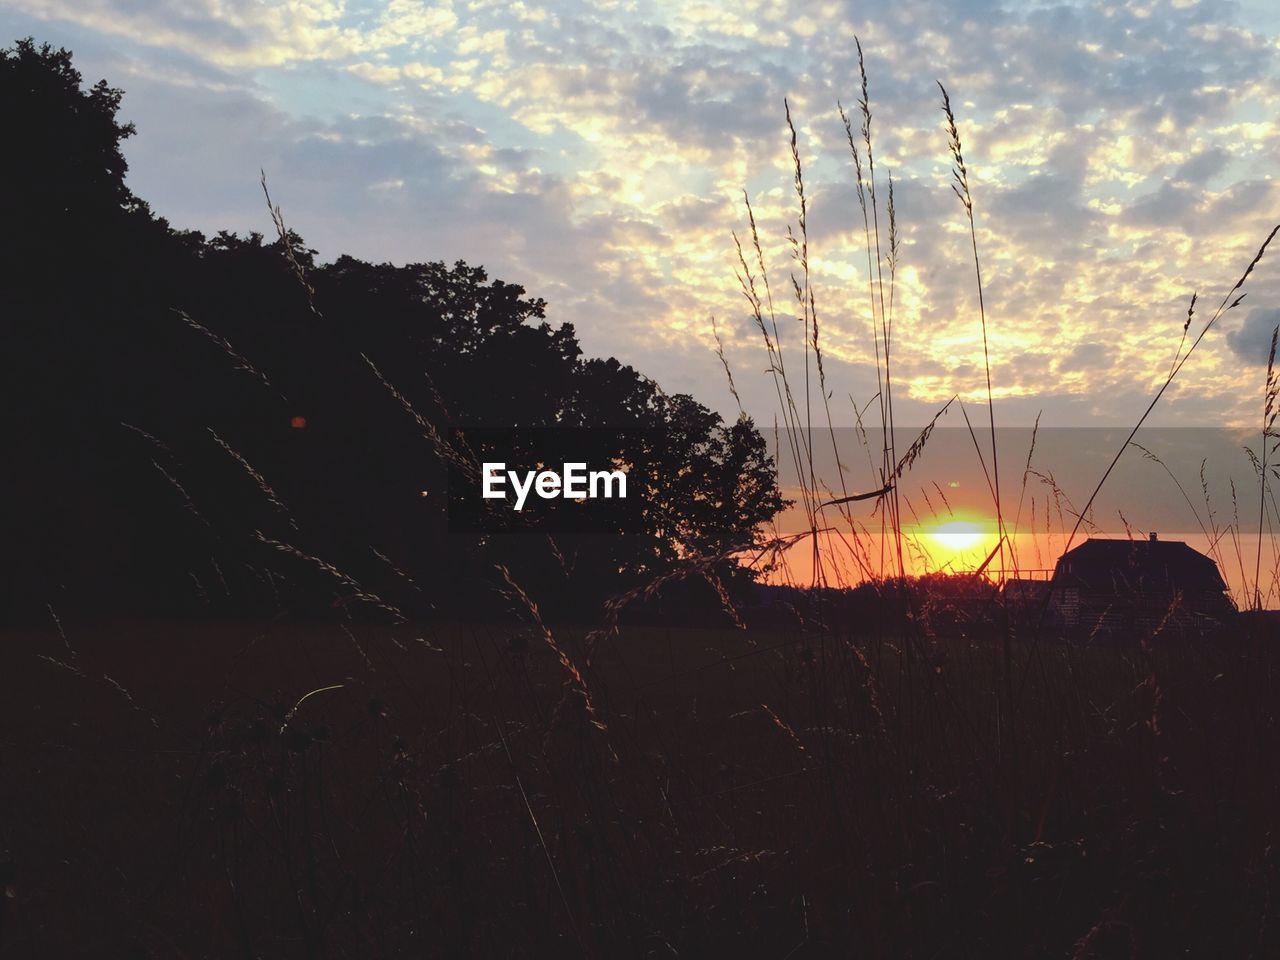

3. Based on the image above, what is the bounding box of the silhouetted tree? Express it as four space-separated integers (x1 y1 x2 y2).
0 38 787 623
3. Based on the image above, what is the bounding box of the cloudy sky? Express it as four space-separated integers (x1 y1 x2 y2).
4 0 1280 431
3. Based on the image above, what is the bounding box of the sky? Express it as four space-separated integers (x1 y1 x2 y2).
765 425 1280 601
2 0 1279 437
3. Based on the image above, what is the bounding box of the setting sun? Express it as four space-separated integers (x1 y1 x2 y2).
927 519 986 551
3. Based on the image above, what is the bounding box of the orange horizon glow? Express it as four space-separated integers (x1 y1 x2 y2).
759 527 1280 609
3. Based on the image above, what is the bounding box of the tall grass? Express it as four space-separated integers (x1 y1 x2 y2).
14 45 1280 960
705 38 1280 948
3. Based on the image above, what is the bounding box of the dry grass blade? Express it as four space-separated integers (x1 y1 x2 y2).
173 309 285 403
1254 323 1280 606
760 703 808 758
583 532 824 662
150 458 213 531
1128 441 1220 567
208 428 298 532
279 684 346 735
495 564 602 729
938 80 1004 573
711 315 744 416
893 396 956 481
1058 223 1280 561
818 486 892 509
260 170 317 315
253 532 406 622
360 351 478 480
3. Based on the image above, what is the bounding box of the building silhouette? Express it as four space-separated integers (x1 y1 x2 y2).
1045 533 1234 638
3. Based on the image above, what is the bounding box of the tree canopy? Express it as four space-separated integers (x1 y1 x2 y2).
0 38 787 622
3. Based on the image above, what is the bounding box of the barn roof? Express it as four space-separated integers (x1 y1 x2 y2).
1054 536 1226 594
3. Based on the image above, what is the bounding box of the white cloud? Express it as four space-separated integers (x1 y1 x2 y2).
3 0 1279 428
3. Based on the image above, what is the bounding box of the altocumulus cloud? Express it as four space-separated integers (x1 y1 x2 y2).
1 0 1279 427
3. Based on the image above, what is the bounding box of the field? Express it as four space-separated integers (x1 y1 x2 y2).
5 615 1278 958
9 19 1280 960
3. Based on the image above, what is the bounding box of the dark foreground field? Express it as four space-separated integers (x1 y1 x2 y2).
3 617 1278 958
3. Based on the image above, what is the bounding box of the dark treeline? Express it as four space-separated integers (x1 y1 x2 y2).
1 39 785 623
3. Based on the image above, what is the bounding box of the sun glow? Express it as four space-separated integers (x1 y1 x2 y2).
927 519 986 552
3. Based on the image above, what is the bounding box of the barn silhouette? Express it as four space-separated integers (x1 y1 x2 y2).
1047 533 1234 637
